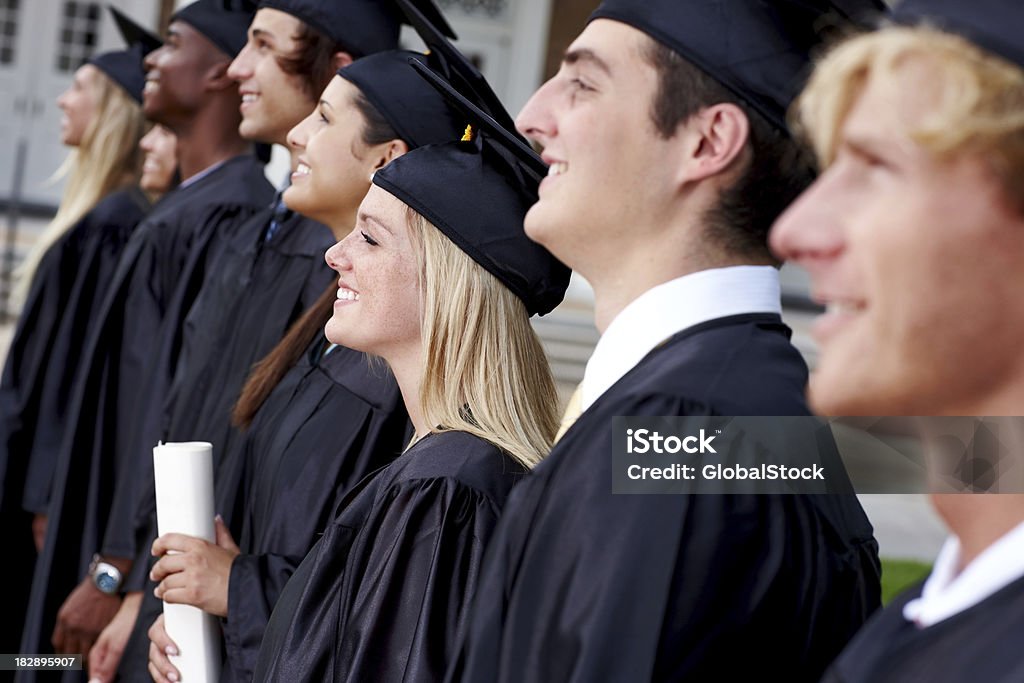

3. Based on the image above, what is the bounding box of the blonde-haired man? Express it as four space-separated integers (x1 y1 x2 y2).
770 1 1024 679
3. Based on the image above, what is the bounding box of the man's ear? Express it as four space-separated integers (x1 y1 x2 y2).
333 51 355 70
678 103 750 186
204 60 237 92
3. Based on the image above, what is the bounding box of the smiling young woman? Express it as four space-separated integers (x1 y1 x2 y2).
141 49 471 683
249 78 569 682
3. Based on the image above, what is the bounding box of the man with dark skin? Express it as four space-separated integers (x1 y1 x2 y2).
140 20 251 180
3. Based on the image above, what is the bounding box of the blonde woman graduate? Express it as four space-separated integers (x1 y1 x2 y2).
242 68 569 681
138 42 474 683
0 11 164 653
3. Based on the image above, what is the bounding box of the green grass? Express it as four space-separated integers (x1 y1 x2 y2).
880 558 933 605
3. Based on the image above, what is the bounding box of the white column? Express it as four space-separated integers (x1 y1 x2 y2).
503 0 554 116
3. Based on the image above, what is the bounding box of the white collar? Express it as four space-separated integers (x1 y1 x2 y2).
903 519 1024 628
580 266 781 411
177 159 229 190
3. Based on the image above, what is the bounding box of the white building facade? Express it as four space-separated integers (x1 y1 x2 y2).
0 0 555 208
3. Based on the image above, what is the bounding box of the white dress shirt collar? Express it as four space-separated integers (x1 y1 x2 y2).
903 519 1024 628
580 265 782 411
177 158 229 190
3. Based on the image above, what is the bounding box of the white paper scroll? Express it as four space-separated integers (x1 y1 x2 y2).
152 441 222 682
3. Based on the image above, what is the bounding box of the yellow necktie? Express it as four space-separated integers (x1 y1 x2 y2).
554 383 583 443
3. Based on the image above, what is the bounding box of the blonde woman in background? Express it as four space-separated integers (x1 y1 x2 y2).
12 57 147 304
0 42 165 654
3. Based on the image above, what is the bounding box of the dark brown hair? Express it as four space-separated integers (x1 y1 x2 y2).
232 95 400 429
275 21 347 100
233 283 334 428
643 38 816 262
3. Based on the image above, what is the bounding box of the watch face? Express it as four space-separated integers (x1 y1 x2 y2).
96 570 119 594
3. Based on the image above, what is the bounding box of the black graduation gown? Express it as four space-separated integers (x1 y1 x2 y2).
822 575 1024 683
167 210 335 451
254 430 527 682
17 156 273 675
0 187 148 651
117 339 409 682
448 313 882 683
99 208 334 565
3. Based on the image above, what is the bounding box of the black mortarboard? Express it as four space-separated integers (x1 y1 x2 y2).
109 6 162 54
893 0 1024 70
589 0 886 131
173 0 257 58
88 8 161 104
89 47 147 104
256 0 452 58
372 63 570 317
393 0 515 132
338 50 464 148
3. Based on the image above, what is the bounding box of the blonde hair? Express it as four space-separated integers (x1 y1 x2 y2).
407 207 560 470
794 24 1024 211
14 67 146 304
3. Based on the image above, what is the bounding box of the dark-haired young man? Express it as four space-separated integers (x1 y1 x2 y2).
449 2 883 681
151 0 390 489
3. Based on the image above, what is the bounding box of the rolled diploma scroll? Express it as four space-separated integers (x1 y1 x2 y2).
153 442 222 682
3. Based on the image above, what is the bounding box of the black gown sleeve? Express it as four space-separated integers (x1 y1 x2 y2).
256 472 508 682
338 477 504 682
0 189 144 515
0 219 81 651
222 551 306 679
0 229 79 513
100 203 269 561
21 214 136 512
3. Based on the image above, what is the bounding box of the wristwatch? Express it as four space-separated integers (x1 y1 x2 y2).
88 554 123 595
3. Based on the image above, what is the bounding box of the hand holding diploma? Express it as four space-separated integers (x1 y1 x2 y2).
152 442 222 682
151 515 240 617
147 614 178 683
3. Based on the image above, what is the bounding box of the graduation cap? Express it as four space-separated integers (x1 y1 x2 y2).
87 7 162 104
257 0 453 58
371 63 570 317
109 6 162 55
892 0 1024 70
393 0 516 133
589 0 887 131
172 0 257 59
88 48 147 104
337 50 465 148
